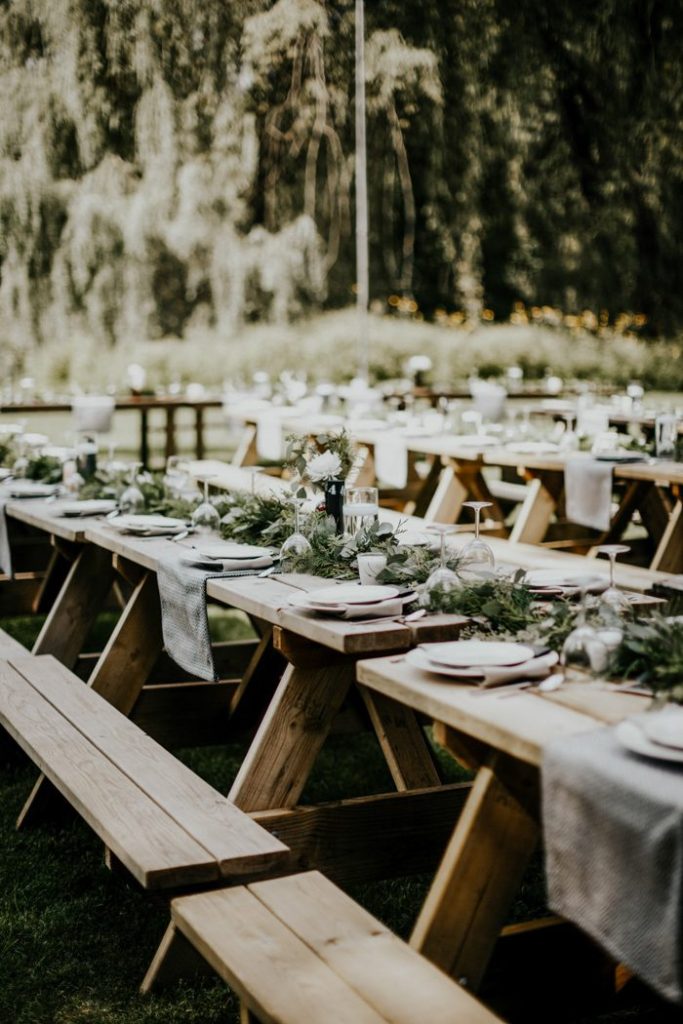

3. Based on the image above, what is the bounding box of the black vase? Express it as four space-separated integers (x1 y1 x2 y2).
324 478 345 535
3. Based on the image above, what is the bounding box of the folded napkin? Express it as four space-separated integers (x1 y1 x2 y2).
481 649 559 688
342 598 404 620
565 456 613 532
373 435 408 489
157 554 266 681
182 554 272 572
0 495 11 578
543 724 683 1003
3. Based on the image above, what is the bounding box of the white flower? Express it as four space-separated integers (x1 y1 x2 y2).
307 450 343 483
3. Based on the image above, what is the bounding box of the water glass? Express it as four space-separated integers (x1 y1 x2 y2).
357 553 387 585
343 486 379 536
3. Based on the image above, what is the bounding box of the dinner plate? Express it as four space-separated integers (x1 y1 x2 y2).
110 514 186 535
195 541 271 560
525 570 607 591
7 481 58 498
615 719 683 765
420 640 535 669
303 584 400 607
641 710 683 751
57 499 117 517
406 647 485 680
594 451 648 463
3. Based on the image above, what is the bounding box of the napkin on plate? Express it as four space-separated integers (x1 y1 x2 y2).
565 456 613 532
342 598 404 620
481 650 559 688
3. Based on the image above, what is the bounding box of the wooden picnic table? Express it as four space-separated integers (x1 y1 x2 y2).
1 394 225 466
355 653 650 991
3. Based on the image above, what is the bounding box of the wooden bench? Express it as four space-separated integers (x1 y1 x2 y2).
0 654 288 889
0 627 28 658
144 870 503 1023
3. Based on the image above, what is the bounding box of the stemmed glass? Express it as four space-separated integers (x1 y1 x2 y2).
191 480 220 535
119 463 145 513
559 412 579 452
458 501 495 581
279 500 312 571
424 524 459 599
164 456 190 499
561 586 601 675
597 544 631 614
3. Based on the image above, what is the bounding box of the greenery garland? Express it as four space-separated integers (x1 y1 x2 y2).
612 616 683 703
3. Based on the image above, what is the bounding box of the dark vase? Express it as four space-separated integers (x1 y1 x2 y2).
324 478 345 535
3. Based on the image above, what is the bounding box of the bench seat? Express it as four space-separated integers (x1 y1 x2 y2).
0 627 28 658
154 870 503 1023
0 654 288 889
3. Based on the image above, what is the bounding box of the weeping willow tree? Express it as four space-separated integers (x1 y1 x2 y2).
0 0 682 371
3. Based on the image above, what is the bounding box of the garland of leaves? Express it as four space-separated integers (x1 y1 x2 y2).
284 428 356 493
612 615 683 703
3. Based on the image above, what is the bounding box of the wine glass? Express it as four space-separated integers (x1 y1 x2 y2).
119 463 145 513
164 455 190 499
559 412 580 452
191 480 220 535
423 524 459 600
279 500 312 571
597 544 631 614
561 587 603 676
458 502 495 581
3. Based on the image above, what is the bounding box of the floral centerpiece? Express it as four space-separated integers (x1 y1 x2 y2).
285 429 356 533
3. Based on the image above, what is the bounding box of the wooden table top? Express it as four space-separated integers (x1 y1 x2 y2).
357 655 649 768
5 499 96 543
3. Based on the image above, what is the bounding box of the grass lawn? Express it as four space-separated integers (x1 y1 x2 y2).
0 611 679 1024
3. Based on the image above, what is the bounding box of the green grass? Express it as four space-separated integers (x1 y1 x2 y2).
0 612 679 1023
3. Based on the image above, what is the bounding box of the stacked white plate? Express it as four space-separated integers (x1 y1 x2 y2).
406 640 537 681
57 499 117 518
180 541 273 571
109 514 187 537
617 708 683 764
7 480 58 499
524 569 607 597
288 583 412 617
593 450 648 463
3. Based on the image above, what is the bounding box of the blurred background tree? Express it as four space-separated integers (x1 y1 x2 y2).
0 0 681 367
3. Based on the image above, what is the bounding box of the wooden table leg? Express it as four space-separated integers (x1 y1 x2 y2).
232 425 259 468
410 745 539 991
165 406 177 461
229 659 356 812
424 466 469 524
509 470 563 545
360 689 441 790
195 407 205 460
140 408 149 467
650 497 683 572
31 544 115 668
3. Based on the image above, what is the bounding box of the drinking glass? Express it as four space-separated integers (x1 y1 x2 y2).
343 486 379 536
597 544 631 614
279 501 312 570
164 455 190 498
191 480 220 535
458 502 495 581
655 413 678 460
561 587 602 675
559 412 580 452
423 524 459 599
119 463 145 513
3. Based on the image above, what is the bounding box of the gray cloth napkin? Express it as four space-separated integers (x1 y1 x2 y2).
157 554 265 682
564 456 613 531
542 724 683 1003
0 496 12 578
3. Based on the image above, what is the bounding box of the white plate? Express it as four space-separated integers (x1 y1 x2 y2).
111 514 186 535
196 541 271 560
641 710 683 751
421 640 535 669
525 570 607 590
396 530 438 549
594 451 647 463
303 584 400 607
505 442 560 455
616 719 683 764
287 590 410 617
406 647 484 680
58 499 117 517
8 481 58 498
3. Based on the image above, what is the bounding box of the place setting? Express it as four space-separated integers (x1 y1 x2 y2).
404 638 560 690
286 582 418 621
616 707 683 765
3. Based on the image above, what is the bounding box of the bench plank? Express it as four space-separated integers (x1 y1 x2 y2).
9 656 288 878
172 886 387 1024
251 872 502 1024
0 627 27 659
0 659 216 888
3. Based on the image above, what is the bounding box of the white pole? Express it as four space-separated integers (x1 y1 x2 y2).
355 0 369 383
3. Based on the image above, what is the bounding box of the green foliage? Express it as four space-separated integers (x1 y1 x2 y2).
613 615 683 704
424 573 539 633
217 491 297 548
288 517 401 578
284 428 357 491
24 453 62 484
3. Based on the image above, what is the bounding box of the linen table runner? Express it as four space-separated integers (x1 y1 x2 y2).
157 554 269 682
0 495 12 578
565 457 613 532
542 724 683 1003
